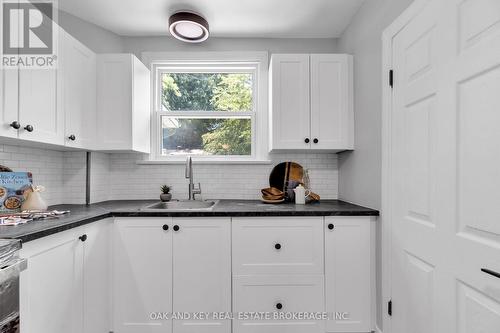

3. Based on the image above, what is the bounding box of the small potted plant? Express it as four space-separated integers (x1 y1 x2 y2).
160 185 172 202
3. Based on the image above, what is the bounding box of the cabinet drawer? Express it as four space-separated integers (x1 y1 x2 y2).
232 217 324 275
233 275 325 333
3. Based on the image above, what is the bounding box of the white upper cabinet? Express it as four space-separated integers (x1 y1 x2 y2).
59 29 97 149
270 54 353 151
18 66 63 145
310 54 353 150
0 67 19 139
96 54 150 153
269 54 311 150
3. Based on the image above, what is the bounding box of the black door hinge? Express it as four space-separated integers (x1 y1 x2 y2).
389 70 394 88
388 299 392 316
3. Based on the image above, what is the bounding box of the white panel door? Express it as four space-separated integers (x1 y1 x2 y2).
325 217 374 332
20 229 82 333
232 217 324 275
270 54 311 150
60 29 96 149
310 54 353 150
82 219 111 333
113 218 173 333
18 67 63 144
390 0 500 332
172 218 231 333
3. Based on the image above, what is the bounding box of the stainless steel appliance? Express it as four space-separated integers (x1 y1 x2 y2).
0 239 27 333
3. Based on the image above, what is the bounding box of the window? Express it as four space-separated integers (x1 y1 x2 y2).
149 53 268 162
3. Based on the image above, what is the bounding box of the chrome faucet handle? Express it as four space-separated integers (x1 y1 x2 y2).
192 183 202 199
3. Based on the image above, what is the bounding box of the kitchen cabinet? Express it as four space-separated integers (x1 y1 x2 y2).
0 67 19 138
20 219 112 333
172 218 231 333
324 217 375 333
59 29 97 149
232 217 324 275
18 67 63 145
233 275 325 333
96 54 150 153
113 218 173 333
113 217 231 333
270 54 353 151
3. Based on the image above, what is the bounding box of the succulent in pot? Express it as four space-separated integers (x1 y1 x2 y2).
160 185 172 202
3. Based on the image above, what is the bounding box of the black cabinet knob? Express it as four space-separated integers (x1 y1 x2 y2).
79 234 87 242
313 138 319 144
304 138 310 144
10 121 21 129
276 302 283 310
274 243 282 250
68 134 76 141
328 224 334 230
173 225 180 231
24 125 34 132
162 224 169 231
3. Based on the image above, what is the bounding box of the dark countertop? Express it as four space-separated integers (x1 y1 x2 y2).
0 199 378 243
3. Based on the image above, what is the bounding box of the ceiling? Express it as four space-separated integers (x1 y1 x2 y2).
58 0 366 38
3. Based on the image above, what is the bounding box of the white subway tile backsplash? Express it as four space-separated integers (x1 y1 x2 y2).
0 143 339 204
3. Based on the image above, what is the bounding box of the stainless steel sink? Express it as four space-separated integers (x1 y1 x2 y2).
143 200 218 211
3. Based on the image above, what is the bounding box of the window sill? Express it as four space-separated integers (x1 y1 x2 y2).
137 159 272 165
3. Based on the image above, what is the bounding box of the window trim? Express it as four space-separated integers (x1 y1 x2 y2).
143 51 269 162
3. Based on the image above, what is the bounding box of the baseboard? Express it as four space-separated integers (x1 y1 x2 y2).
375 325 383 333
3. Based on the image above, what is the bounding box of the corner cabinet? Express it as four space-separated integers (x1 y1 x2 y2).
96 54 150 153
269 54 353 151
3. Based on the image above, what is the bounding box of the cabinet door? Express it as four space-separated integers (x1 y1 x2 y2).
113 218 173 333
232 217 324 275
97 54 133 150
233 275 325 333
82 219 111 333
60 30 96 149
18 67 63 144
324 217 374 332
172 218 231 333
310 54 353 150
270 54 311 150
0 67 19 138
20 228 82 333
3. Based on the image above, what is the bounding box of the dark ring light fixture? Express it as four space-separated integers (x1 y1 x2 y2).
169 12 210 43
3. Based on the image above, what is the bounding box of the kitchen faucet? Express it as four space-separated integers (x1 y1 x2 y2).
185 156 201 200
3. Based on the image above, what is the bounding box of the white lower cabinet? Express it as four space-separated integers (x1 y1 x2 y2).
233 275 325 333
113 217 231 333
324 217 375 333
20 219 112 333
20 215 374 333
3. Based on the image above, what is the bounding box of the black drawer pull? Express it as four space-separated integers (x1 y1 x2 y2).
276 302 283 310
173 225 180 231
328 223 334 230
79 234 87 242
274 243 281 250
481 268 500 279
162 224 169 231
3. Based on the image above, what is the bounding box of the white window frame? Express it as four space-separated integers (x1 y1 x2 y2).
143 52 269 163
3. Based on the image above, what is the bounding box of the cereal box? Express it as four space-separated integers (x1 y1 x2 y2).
0 172 33 213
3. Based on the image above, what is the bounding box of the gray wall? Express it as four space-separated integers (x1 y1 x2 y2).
122 36 338 60
336 0 414 329
58 11 123 53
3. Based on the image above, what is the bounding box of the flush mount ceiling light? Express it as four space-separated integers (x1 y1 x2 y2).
169 11 210 43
